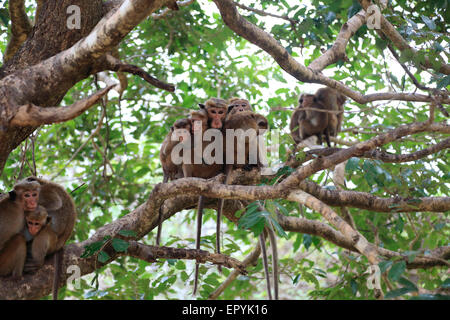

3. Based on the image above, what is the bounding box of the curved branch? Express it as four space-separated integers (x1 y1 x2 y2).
105 54 175 92
4 0 32 62
9 86 114 127
123 241 248 273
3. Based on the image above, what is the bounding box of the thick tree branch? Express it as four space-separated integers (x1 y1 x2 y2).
298 180 450 213
4 0 32 63
309 9 366 71
9 86 114 127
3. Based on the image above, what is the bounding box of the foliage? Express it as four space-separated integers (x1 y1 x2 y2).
0 0 448 300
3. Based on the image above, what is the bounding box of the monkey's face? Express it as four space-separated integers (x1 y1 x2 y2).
207 107 226 129
22 189 40 211
299 94 315 108
26 218 44 236
228 100 251 114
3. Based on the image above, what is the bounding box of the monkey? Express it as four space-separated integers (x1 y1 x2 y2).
23 206 58 272
290 93 330 147
20 177 76 300
0 179 41 278
157 118 192 245
186 107 225 295
219 111 280 300
226 97 253 118
198 97 228 129
315 87 346 138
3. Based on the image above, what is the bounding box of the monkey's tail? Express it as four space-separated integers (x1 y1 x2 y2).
193 196 204 296
259 233 272 300
52 249 63 300
156 207 164 246
267 227 279 300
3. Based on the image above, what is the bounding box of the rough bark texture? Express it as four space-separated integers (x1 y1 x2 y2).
0 0 104 173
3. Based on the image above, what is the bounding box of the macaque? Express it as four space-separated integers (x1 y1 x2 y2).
219 111 279 300
315 87 346 138
23 206 58 271
0 179 41 278
160 118 192 183
157 118 192 245
199 97 228 129
226 97 253 118
186 107 224 295
290 93 330 146
9 177 76 300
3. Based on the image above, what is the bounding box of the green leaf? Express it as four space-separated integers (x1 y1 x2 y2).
118 230 137 237
388 261 406 282
385 287 416 299
98 251 110 263
111 238 129 253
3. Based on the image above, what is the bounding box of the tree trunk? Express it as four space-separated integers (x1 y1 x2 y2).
0 0 104 174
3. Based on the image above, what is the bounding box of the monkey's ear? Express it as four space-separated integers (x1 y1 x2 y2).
198 103 205 109
8 190 17 201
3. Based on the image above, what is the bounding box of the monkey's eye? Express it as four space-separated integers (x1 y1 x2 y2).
218 110 224 114
27 221 41 227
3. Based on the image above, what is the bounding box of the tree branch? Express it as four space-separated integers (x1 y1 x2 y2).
4 0 32 63
105 54 175 92
123 241 248 273
9 86 114 127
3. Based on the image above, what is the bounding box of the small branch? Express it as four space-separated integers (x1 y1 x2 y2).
123 241 248 274
152 0 195 20
9 86 114 127
208 244 261 300
233 2 297 24
4 0 32 62
105 54 175 92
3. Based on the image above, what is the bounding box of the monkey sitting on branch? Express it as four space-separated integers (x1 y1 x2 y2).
290 87 346 147
0 177 76 300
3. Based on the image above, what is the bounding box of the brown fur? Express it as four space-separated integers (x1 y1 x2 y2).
290 93 330 146
315 87 346 138
0 180 41 277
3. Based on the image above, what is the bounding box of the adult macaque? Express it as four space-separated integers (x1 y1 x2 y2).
226 97 253 118
290 93 330 146
199 97 228 129
14 177 76 300
220 111 280 300
157 118 192 245
315 87 346 138
0 179 41 278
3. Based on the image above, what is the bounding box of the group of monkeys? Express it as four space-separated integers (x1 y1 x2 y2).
0 177 77 299
0 86 346 300
157 86 346 299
